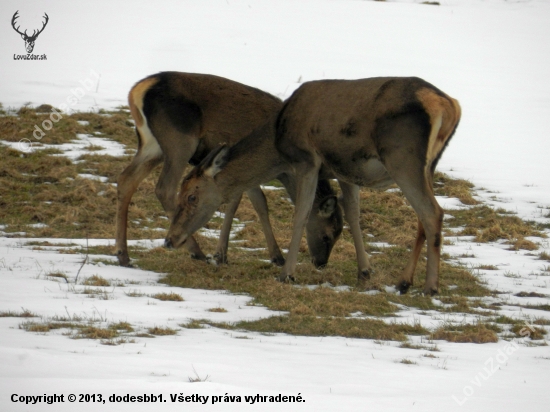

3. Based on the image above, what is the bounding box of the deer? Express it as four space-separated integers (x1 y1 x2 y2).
165 77 460 295
11 11 49 54
116 72 343 268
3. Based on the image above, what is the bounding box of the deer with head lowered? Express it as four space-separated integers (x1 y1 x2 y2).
165 77 460 295
116 72 343 268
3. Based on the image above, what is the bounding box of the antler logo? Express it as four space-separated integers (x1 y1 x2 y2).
11 11 49 54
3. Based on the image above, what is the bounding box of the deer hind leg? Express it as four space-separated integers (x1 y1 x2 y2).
390 168 443 296
116 146 163 266
422 175 443 295
397 218 426 294
278 165 320 282
339 181 373 283
246 187 285 266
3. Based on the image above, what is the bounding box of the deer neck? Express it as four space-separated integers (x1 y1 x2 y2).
215 121 288 201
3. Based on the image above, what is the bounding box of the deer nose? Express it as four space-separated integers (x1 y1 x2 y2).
164 238 173 249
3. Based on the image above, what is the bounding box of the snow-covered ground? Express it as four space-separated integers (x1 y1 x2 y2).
0 234 549 412
1 0 550 410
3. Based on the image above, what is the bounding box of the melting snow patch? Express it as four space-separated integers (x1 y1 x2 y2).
261 185 285 191
27 223 48 229
77 173 108 182
0 133 126 160
436 196 472 210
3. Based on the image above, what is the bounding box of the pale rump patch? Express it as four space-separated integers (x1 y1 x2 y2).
138 121 163 160
128 76 162 159
128 76 159 128
416 88 461 170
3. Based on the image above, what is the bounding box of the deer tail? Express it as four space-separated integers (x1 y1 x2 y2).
417 88 461 175
128 76 162 157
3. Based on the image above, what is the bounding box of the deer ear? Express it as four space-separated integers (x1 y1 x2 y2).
203 145 230 178
317 196 337 218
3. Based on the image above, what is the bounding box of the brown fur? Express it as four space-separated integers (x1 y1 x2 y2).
117 72 343 267
274 77 461 294
128 77 158 128
165 118 344 269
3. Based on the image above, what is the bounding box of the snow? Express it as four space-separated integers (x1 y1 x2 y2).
1 0 550 410
0 133 127 159
1 237 549 412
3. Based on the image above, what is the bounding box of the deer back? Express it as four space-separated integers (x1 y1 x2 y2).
276 77 460 187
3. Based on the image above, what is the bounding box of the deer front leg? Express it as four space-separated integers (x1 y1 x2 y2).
246 187 285 266
338 181 373 283
212 193 243 265
278 167 319 282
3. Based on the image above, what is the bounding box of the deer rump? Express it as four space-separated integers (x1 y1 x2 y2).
275 77 461 295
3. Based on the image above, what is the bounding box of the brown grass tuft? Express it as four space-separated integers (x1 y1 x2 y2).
431 322 500 343
151 292 184 302
82 275 110 287
147 326 178 336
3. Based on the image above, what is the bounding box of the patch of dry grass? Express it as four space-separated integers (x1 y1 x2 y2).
109 321 134 332
151 292 184 302
7 105 542 343
433 173 478 205
431 322 500 343
208 316 427 341
0 105 152 238
510 324 547 340
82 275 110 287
446 205 545 249
0 309 38 318
19 317 142 345
147 326 177 336
180 320 205 329
399 342 439 351
207 307 228 313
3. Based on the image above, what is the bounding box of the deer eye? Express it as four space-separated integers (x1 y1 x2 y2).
188 194 197 203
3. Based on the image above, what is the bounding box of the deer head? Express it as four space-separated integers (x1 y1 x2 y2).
12 11 49 54
306 194 343 269
165 145 229 250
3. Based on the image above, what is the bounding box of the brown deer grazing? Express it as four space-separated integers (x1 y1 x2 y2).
165 77 460 295
116 72 342 268
276 77 461 295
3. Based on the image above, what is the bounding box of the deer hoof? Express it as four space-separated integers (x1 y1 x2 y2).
212 253 228 265
397 280 412 295
190 253 207 262
423 287 438 296
116 251 132 267
277 274 295 283
358 269 372 282
271 256 285 267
